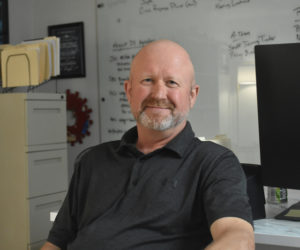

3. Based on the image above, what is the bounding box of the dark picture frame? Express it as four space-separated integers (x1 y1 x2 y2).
48 22 86 78
0 0 9 44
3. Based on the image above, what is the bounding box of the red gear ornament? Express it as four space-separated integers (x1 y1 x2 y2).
66 89 93 146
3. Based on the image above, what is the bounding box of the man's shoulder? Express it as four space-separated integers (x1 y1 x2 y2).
91 140 122 152
75 140 121 164
193 138 231 156
190 138 239 170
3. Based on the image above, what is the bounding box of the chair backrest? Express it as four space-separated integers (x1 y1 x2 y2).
241 163 266 220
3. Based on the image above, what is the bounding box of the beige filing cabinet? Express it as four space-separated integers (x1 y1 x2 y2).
0 93 68 250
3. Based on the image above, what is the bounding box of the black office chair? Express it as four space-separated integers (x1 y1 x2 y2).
241 163 266 220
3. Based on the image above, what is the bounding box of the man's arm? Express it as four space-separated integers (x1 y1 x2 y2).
205 217 254 250
40 241 61 250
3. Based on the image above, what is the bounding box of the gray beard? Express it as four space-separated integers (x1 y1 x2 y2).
137 110 187 131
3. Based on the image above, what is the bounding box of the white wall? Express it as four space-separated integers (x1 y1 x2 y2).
8 0 34 44
8 0 100 179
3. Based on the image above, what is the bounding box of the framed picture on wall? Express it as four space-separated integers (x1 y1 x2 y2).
0 0 9 44
48 22 86 78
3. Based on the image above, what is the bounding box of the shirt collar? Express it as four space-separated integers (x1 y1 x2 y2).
117 121 195 158
164 121 195 157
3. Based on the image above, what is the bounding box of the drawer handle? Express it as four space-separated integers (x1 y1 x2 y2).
32 108 61 114
34 157 62 166
35 200 62 210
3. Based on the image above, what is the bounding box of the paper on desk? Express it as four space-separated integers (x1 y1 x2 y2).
50 211 58 222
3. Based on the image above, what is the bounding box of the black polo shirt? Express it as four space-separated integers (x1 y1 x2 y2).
48 122 252 250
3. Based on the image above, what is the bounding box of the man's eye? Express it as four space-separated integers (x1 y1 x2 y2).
142 78 153 84
167 80 178 86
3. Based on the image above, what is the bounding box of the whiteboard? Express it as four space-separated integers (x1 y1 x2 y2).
96 0 300 163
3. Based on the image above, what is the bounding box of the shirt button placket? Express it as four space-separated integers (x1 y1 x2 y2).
128 157 145 190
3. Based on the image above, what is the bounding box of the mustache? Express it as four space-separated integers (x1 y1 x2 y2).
141 97 175 111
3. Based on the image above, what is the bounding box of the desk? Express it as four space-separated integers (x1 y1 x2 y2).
254 199 300 248
254 219 300 248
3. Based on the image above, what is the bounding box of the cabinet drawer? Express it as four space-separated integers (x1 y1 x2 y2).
26 100 66 146
27 149 68 198
29 192 66 244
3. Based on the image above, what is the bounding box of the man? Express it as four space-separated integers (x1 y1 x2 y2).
42 40 254 250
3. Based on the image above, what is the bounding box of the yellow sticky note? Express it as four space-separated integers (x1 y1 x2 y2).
285 209 300 218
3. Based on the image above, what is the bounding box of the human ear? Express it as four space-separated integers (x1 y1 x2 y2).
124 80 132 103
190 84 199 108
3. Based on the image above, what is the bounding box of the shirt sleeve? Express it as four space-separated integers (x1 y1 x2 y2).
200 146 253 228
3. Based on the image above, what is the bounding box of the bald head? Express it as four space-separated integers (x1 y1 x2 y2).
130 40 195 87
133 40 191 60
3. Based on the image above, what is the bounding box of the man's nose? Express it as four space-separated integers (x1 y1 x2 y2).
151 81 167 99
